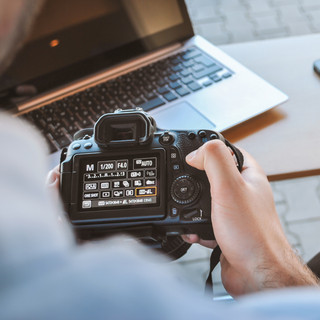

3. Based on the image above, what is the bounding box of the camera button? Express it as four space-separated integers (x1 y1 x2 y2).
160 131 174 145
170 148 180 163
183 209 200 221
171 176 200 204
172 163 181 173
84 142 93 149
210 133 219 140
180 186 189 194
198 130 207 138
170 207 179 218
187 132 196 140
72 143 81 150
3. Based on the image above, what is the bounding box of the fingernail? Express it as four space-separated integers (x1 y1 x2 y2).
46 171 56 185
185 234 191 240
186 150 197 161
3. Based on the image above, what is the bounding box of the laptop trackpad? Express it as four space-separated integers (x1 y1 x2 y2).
150 101 216 130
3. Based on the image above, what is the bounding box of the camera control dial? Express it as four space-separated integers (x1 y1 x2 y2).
170 175 200 205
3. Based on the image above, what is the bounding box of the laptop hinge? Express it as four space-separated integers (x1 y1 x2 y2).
17 42 184 113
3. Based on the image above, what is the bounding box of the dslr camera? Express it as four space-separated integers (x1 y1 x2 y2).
60 109 243 259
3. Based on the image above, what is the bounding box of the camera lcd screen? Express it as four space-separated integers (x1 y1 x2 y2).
78 153 160 212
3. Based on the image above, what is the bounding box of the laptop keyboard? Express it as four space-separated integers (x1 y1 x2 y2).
19 47 233 154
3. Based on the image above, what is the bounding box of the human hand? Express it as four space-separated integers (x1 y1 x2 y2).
45 164 61 205
182 140 318 296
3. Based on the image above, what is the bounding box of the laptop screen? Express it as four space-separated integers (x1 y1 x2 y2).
0 0 193 103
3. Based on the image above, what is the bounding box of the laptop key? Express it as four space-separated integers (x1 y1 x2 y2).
119 94 130 103
187 82 202 92
222 73 232 78
163 92 178 102
210 74 222 82
29 110 43 120
180 69 192 77
194 56 216 68
51 128 65 139
171 58 182 65
203 80 213 87
175 87 190 97
144 92 158 100
158 63 170 71
131 89 142 97
144 84 154 92
96 95 107 104
169 82 182 90
65 124 79 133
157 78 168 86
169 74 180 81
140 97 166 111
147 75 157 82
159 70 169 77
45 116 54 123
171 64 183 72
118 102 131 109
192 64 205 73
91 113 101 121
132 97 144 106
92 103 103 112
105 99 117 108
157 86 170 95
77 119 92 128
186 47 196 53
55 136 71 149
180 76 193 85
182 60 194 68
182 50 202 61
192 64 223 80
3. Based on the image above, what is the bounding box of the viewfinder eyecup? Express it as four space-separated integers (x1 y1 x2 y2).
94 110 156 148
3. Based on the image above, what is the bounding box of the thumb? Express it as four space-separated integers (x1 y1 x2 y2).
186 140 242 190
46 165 60 187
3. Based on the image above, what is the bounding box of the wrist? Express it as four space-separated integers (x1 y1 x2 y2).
253 242 319 291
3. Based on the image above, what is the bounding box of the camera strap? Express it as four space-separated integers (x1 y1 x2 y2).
205 245 222 298
224 139 244 172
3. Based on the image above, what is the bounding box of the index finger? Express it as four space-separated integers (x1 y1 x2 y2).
238 147 268 184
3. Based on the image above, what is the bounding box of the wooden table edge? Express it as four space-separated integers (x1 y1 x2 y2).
267 169 320 182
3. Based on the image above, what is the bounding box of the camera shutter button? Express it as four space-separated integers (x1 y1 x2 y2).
160 131 174 145
187 132 196 140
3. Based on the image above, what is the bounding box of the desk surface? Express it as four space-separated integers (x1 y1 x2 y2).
219 34 320 181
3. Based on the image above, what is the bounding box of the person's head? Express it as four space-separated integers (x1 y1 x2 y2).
0 0 43 75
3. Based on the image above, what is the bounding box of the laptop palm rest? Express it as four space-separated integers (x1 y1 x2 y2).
150 101 216 130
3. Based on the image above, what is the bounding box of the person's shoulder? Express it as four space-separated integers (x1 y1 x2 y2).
0 112 48 155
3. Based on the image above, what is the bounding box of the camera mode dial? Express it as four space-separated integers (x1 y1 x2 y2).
170 175 200 205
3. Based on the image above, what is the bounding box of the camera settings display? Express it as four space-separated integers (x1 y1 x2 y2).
79 153 160 211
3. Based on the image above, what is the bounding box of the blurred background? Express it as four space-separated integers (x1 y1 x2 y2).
172 0 320 298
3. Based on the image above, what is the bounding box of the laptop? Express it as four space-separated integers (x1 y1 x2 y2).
0 0 288 166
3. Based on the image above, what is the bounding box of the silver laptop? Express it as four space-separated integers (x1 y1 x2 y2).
0 0 288 166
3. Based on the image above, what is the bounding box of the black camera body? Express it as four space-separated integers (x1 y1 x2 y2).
60 109 243 257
